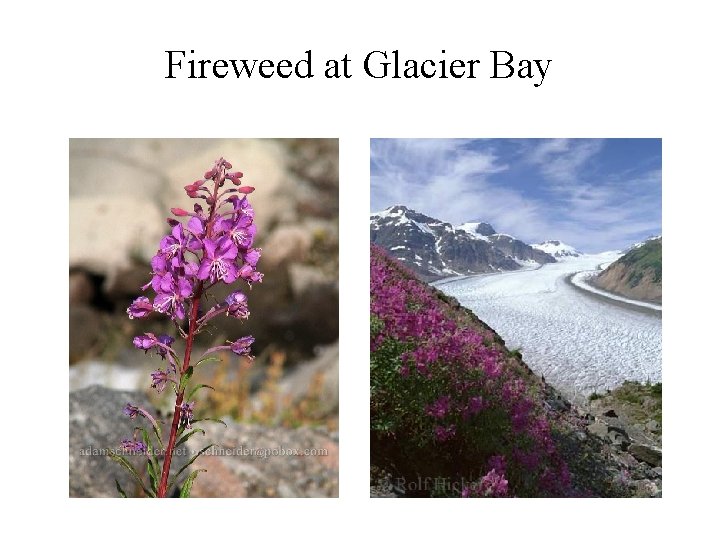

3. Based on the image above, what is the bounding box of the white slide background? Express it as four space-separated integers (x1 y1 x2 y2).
2 0 718 538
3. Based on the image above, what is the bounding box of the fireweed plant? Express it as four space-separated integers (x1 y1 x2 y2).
370 246 572 497
112 158 262 498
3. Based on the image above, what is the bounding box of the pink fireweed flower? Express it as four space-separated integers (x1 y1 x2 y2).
159 223 200 267
243 248 262 267
426 396 451 419
201 336 255 361
230 336 255 357
123 157 263 498
239 263 264 285
120 439 148 454
153 274 193 320
218 213 256 250
197 236 239 284
122 403 160 433
150 369 172 392
230 195 255 221
127 296 153 319
186 215 206 240
478 469 509 497
434 424 456 442
133 332 159 351
461 468 510 498
179 401 195 430
226 291 250 319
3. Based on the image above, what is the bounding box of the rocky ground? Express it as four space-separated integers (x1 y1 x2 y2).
70 386 338 497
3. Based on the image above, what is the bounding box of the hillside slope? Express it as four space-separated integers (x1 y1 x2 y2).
593 237 662 303
370 245 661 497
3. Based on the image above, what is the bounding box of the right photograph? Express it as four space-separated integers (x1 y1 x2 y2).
370 138 662 498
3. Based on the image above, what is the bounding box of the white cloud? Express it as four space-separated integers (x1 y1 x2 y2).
370 139 661 252
526 139 604 184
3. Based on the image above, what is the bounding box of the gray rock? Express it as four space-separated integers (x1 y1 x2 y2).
588 421 608 438
633 479 661 498
646 420 661 433
288 264 334 298
69 385 163 497
546 398 571 412
185 422 338 497
628 443 662 467
69 197 166 276
70 386 338 497
261 224 314 268
607 426 630 449
277 342 339 417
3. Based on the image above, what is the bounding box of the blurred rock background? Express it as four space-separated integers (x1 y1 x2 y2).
69 139 338 497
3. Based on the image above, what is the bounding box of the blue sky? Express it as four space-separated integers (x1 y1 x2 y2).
370 138 661 252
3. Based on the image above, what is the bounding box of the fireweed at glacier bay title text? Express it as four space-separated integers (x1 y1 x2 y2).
165 50 552 87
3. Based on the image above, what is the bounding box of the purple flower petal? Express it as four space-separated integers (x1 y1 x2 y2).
127 296 153 319
222 261 239 284
197 260 211 280
151 253 167 272
217 236 238 260
178 277 193 298
243 248 261 266
230 336 255 356
187 216 205 236
202 238 218 259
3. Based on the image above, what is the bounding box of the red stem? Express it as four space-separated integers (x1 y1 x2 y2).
156 291 202 497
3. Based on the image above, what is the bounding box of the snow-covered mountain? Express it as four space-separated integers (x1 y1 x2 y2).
370 206 556 280
531 240 581 258
627 235 662 252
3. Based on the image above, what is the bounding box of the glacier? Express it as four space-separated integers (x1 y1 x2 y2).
436 253 661 402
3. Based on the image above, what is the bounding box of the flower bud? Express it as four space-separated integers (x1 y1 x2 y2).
171 207 189 216
238 186 255 194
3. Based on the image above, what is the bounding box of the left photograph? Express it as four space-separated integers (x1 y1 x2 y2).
69 139 339 497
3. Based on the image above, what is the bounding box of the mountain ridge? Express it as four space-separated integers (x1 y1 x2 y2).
370 205 556 280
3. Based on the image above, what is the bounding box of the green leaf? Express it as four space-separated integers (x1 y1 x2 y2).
195 356 221 369
174 428 205 449
139 429 160 495
115 479 128 498
191 418 227 427
146 459 158 495
168 444 215 491
109 453 153 497
179 469 205 498
187 384 214 401
179 366 194 393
